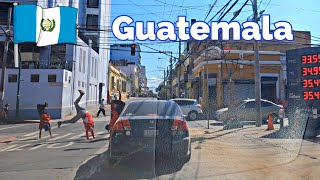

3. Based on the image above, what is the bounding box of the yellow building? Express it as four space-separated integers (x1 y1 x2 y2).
178 30 311 109
108 64 131 100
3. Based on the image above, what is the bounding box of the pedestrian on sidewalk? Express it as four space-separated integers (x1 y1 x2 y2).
97 99 106 117
107 91 111 105
37 102 52 139
118 90 122 101
58 90 95 140
113 93 118 101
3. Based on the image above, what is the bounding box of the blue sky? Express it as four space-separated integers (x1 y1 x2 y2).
110 0 320 91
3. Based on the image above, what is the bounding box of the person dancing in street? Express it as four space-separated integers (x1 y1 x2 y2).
58 90 95 140
37 102 53 139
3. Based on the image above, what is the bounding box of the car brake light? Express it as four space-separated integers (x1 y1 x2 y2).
172 119 188 131
197 104 202 109
112 120 131 132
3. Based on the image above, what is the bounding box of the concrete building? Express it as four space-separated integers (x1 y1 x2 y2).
110 44 144 96
0 0 111 119
108 63 130 100
140 66 148 93
110 44 141 65
175 30 311 110
116 64 140 97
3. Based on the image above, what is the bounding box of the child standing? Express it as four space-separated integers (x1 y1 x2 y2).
37 103 52 139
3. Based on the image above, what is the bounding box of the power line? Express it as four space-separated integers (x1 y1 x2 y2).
204 0 220 22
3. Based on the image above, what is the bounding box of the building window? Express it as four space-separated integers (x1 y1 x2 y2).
68 76 71 84
79 49 82 72
87 0 99 8
78 81 81 87
95 58 98 78
111 76 115 90
48 75 57 82
8 74 17 83
86 15 98 30
82 81 84 87
31 74 39 82
65 72 68 82
83 50 86 73
91 57 94 77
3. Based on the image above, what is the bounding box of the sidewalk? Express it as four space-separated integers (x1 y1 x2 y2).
1 104 112 125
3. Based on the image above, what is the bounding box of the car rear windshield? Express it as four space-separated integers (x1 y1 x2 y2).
122 101 182 117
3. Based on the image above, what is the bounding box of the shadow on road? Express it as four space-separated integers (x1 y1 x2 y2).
74 149 186 180
261 127 304 139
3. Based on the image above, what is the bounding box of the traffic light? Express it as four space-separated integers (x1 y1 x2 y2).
131 44 136 56
184 70 188 82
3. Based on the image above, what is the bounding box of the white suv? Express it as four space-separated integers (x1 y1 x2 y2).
170 98 203 120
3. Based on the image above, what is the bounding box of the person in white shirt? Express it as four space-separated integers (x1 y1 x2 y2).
97 99 106 117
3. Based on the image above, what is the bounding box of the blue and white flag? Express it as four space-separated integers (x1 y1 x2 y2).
14 5 77 46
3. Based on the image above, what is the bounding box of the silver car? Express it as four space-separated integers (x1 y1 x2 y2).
216 99 283 122
170 99 203 121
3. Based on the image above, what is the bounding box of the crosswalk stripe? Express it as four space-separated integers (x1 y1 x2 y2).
23 124 67 137
47 142 74 149
6 144 31 151
49 133 74 141
0 145 17 152
29 144 47 150
68 132 86 140
0 125 23 131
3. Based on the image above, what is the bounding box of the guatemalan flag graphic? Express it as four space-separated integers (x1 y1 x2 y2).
14 5 77 46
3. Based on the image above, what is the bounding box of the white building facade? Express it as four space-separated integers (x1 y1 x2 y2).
0 0 111 119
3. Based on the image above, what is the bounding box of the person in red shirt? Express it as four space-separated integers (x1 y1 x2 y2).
83 111 95 140
58 90 95 140
37 102 52 139
105 100 125 133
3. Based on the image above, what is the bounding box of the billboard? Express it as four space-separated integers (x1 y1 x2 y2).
286 47 320 138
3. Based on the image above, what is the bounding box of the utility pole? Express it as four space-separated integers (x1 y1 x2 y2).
170 52 173 99
205 39 210 129
1 7 12 111
178 40 181 97
163 69 166 99
253 0 262 127
166 67 171 99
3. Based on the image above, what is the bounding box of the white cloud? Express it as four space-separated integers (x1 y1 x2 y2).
147 77 163 90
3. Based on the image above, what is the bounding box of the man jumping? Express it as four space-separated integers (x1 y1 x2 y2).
58 90 95 140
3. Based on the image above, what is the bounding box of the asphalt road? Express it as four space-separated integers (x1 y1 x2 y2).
0 97 319 180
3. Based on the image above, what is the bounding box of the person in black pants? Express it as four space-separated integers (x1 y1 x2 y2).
97 99 106 117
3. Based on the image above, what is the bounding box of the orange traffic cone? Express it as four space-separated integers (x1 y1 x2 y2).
267 114 274 130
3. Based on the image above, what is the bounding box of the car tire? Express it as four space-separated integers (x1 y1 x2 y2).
188 111 198 121
271 113 279 124
185 146 191 163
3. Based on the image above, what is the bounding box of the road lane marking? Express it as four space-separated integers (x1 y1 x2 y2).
23 124 67 137
29 144 47 150
0 145 17 152
47 142 74 149
19 133 59 142
0 125 24 131
68 132 86 140
6 144 31 151
49 133 74 141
